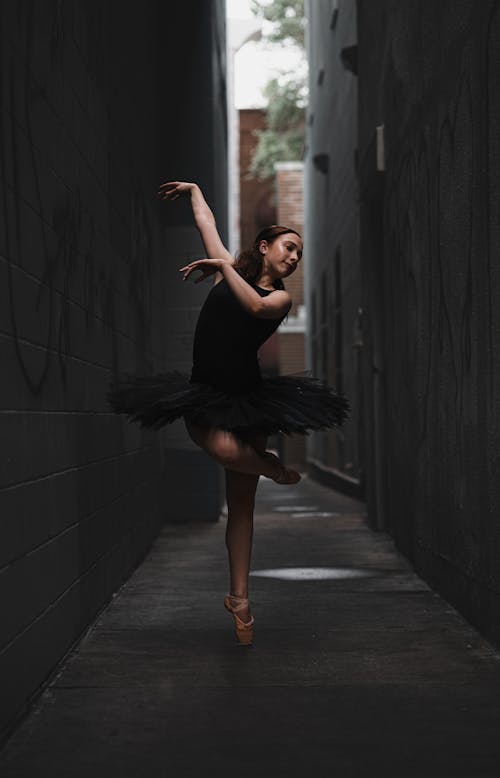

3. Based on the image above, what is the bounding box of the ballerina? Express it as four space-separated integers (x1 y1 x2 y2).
108 181 349 645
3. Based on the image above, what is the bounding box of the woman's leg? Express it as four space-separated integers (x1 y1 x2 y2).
185 420 270 622
224 431 267 623
184 419 297 481
224 470 258 622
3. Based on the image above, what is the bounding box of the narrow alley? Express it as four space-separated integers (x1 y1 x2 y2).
1 476 500 778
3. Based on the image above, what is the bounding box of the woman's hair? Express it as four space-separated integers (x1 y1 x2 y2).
234 225 302 289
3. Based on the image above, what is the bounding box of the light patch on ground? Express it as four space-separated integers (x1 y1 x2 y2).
250 567 378 581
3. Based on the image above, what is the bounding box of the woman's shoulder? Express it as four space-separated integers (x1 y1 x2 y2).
254 284 286 298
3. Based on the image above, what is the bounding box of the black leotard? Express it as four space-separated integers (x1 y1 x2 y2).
190 277 285 393
107 273 349 434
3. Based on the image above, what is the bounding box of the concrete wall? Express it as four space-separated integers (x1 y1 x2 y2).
356 0 500 647
0 0 227 739
304 0 360 489
306 0 500 647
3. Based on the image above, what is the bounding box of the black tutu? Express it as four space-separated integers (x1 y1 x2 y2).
107 371 349 437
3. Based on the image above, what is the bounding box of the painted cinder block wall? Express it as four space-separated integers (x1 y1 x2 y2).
0 0 227 738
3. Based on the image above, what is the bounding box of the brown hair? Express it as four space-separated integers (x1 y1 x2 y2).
234 225 302 289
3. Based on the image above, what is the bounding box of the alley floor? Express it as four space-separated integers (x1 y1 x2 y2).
1 475 500 777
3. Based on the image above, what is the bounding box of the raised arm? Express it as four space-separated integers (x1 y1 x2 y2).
158 182 234 281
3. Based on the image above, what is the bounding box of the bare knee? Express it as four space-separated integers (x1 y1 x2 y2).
208 433 241 467
186 422 241 466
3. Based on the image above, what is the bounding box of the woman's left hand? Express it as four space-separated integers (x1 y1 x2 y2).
179 257 228 284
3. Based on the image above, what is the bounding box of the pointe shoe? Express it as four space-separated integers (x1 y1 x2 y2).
263 451 301 485
224 594 254 645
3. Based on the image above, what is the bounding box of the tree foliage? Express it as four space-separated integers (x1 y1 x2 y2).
250 0 305 48
248 0 307 181
248 77 306 180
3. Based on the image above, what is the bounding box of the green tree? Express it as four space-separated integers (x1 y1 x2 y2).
248 0 307 181
250 0 305 48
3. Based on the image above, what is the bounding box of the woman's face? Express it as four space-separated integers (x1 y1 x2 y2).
260 233 303 278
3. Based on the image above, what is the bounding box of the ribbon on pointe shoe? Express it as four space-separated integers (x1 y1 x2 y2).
224 595 254 644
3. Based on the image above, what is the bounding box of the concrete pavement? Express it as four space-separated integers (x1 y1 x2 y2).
1 475 500 777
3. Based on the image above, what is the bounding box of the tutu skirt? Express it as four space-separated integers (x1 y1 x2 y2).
107 371 349 437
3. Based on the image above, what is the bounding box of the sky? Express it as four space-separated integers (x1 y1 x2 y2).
226 0 305 109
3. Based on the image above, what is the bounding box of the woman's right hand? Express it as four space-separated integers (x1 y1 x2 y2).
158 181 196 201
159 182 234 271
179 257 228 284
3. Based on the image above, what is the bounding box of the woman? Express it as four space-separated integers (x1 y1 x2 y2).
108 181 349 646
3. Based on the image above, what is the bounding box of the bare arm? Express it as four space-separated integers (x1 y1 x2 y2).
158 181 233 283
179 258 292 320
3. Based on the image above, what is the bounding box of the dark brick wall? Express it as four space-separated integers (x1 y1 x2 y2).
0 0 227 738
357 0 500 647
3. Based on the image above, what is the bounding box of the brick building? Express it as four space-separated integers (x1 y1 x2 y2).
239 109 276 251
238 108 278 376
275 162 306 468
238 118 307 468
